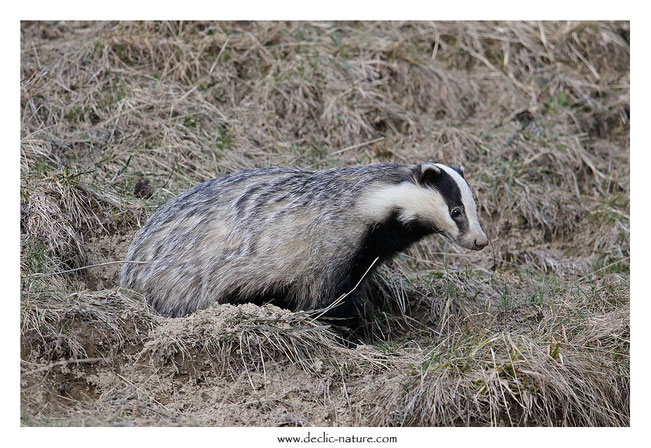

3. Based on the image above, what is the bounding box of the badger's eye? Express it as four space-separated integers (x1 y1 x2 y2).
451 207 462 218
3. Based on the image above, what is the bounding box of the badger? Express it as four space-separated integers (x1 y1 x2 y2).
120 163 488 323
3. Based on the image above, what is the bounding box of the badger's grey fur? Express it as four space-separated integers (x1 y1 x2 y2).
121 163 488 320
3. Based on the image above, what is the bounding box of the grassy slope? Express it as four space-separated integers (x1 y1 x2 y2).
20 21 629 426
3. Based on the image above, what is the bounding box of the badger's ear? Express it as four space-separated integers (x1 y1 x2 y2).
413 164 442 186
454 165 466 179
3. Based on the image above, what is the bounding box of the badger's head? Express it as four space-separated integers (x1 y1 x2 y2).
364 163 488 251
407 163 488 250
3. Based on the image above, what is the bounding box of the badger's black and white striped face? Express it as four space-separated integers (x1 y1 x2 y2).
363 163 488 251
417 163 488 250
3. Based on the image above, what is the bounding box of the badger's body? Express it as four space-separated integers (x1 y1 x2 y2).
121 163 487 320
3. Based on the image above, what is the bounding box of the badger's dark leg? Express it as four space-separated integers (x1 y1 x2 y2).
319 289 365 327
319 296 364 348
319 211 436 338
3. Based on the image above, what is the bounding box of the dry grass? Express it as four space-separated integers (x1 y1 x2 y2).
20 21 629 426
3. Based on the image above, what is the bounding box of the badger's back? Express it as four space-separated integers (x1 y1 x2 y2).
120 164 416 317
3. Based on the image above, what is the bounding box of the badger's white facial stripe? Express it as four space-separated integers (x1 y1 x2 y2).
359 182 460 238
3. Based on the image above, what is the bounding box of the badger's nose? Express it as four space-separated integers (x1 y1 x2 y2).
472 238 489 251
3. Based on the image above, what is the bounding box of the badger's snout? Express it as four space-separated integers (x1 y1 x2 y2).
472 236 489 251
457 230 488 251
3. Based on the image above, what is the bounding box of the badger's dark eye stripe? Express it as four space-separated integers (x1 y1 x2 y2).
425 167 463 209
424 165 469 235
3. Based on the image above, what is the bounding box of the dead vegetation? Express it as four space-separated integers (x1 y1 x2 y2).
20 21 629 426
